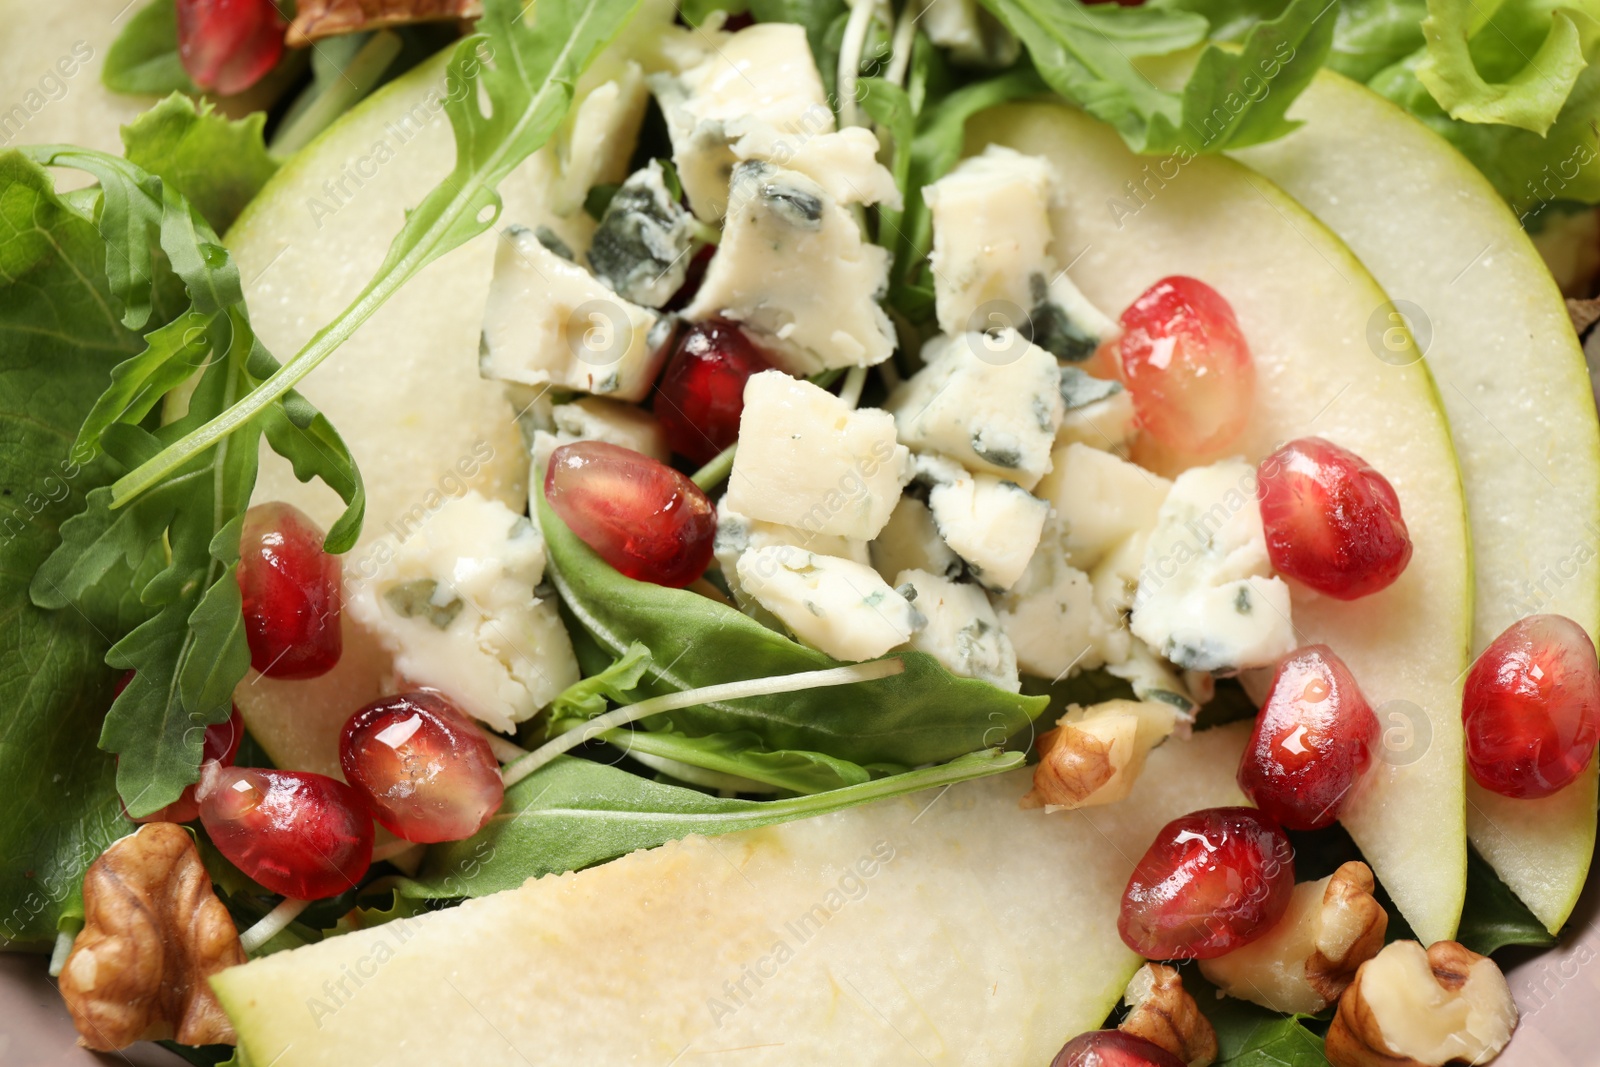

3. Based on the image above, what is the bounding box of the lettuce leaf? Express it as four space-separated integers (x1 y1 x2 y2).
120 94 278 233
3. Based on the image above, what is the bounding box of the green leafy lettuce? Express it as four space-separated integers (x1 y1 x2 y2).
102 0 196 96
121 94 279 233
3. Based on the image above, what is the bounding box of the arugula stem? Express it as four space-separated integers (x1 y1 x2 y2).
885 0 919 87
839 365 869 408
690 444 737 491
48 928 77 977
239 897 311 953
271 31 404 158
837 0 880 127
502 658 906 788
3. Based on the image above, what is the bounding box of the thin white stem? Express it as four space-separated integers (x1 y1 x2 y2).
48 929 76 977
837 0 880 127
478 730 530 764
239 897 312 954
502 658 905 789
886 0 920 87
839 365 869 408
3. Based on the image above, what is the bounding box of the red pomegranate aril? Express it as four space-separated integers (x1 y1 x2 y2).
197 764 373 899
341 691 504 843
654 319 775 463
1238 646 1378 830
666 243 717 311
544 441 717 587
239 501 343 680
132 705 246 824
176 0 286 95
1463 614 1600 799
1117 276 1255 456
1119 806 1294 960
1051 1030 1186 1067
1257 437 1412 600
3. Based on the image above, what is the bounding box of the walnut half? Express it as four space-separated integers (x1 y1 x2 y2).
1199 861 1387 1015
1325 940 1518 1067
1021 699 1178 811
60 823 246 1051
1120 962 1217 1067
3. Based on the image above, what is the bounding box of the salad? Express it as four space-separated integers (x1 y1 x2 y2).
3 0 1600 1063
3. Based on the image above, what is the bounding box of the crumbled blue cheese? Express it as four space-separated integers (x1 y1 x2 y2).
550 62 649 218
648 22 833 221
991 519 1129 678
917 0 1020 67
728 123 901 209
886 329 1064 490
551 397 670 462
916 454 1048 591
1106 640 1204 721
893 568 1019 691
480 225 669 401
587 161 696 308
1130 460 1296 672
725 371 912 540
684 161 896 373
346 491 580 733
1035 442 1171 570
1057 366 1137 454
736 546 924 661
924 145 1118 358
870 494 962 583
715 499 868 617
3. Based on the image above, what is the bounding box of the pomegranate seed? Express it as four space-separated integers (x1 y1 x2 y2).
1237 646 1378 830
1117 276 1254 455
654 319 775 463
1463 615 1600 799
544 441 717 587
132 706 246 824
1257 437 1412 600
1051 1031 1185 1067
238 502 342 680
1120 806 1294 960
340 691 504 843
197 764 373 899
176 0 285 95
666 244 716 311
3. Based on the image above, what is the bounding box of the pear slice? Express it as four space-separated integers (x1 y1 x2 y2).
1233 71 1600 934
975 104 1472 944
214 725 1250 1066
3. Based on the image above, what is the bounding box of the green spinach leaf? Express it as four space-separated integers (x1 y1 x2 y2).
541 494 1045 767
102 0 196 96
403 749 1023 898
601 724 876 793
1458 843 1559 954
121 95 279 235
1183 969 1330 1066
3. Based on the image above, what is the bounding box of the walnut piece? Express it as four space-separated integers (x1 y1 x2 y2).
1325 940 1518 1067
1199 860 1387 1014
288 0 483 46
60 823 246 1051
1021 699 1177 811
1120 962 1217 1067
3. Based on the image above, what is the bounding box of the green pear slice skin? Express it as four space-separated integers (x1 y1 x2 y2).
1233 71 1600 934
976 103 1472 944
214 726 1250 1066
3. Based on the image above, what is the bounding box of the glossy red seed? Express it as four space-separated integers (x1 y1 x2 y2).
176 0 285 95
1117 276 1255 456
238 502 343 680
341 691 504 843
665 244 717 311
198 764 373 899
544 441 717 587
1257 437 1412 600
1463 615 1600 799
653 319 775 463
1238 646 1378 830
1051 1030 1186 1067
1120 806 1294 960
133 706 247 824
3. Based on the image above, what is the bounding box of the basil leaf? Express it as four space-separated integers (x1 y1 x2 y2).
102 0 195 96
541 494 1045 767
404 749 1024 898
121 94 279 234
0 153 136 945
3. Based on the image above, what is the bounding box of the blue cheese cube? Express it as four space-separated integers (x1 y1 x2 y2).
725 371 912 540
924 146 1118 358
1130 460 1296 672
870 495 961 582
1035 442 1171 570
587 161 696 308
684 161 896 373
916 455 1048 591
991 520 1130 678
551 397 670 462
1057 366 1137 454
715 500 868 617
736 546 924 661
886 329 1064 490
894 568 1019 692
551 61 649 217
649 23 833 222
918 0 1019 67
480 225 670 401
346 491 580 733
728 124 901 209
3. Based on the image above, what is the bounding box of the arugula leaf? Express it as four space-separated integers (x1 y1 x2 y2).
0 153 136 945
102 0 197 96
121 95 279 233
108 0 647 509
541 494 1046 766
979 0 1333 153
855 76 914 249
548 641 655 720
1415 0 1592 133
402 749 1024 898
